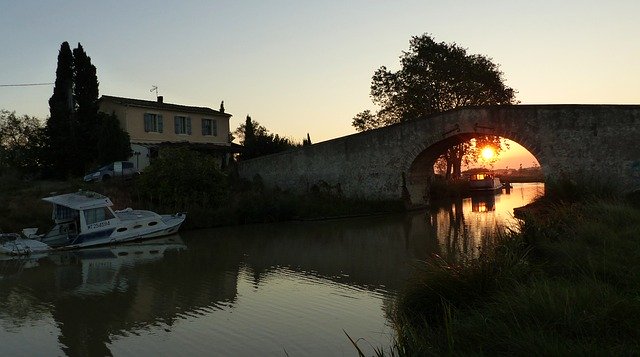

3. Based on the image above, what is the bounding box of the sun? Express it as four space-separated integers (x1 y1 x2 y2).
481 147 495 160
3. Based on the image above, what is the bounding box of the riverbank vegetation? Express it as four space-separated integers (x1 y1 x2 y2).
382 181 640 355
0 148 404 233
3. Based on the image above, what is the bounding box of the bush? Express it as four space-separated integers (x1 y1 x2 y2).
137 148 229 210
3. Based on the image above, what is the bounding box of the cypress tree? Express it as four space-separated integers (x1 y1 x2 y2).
45 41 132 177
73 43 100 174
45 41 74 178
243 115 255 159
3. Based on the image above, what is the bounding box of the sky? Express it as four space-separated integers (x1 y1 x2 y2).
1 1 639 169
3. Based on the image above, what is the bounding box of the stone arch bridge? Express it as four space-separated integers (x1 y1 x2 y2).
238 105 640 205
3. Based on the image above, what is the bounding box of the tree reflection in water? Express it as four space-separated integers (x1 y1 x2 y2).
0 183 543 356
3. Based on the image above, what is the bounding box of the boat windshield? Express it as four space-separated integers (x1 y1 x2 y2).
53 204 79 222
84 207 115 225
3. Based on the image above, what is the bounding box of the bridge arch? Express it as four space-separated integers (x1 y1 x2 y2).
238 105 640 202
401 127 546 206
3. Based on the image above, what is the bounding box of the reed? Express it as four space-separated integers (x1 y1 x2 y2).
385 190 640 355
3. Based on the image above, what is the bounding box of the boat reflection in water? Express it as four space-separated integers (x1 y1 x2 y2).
48 235 187 295
471 194 497 212
0 183 544 356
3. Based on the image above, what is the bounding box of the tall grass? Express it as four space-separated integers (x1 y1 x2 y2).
386 185 640 355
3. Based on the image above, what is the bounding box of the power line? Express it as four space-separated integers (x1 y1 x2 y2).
0 82 54 87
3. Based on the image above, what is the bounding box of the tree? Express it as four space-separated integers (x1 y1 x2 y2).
353 34 517 178
45 41 74 177
95 112 131 165
0 110 45 175
303 133 312 146
351 110 389 132
235 115 298 160
73 43 100 173
44 42 131 177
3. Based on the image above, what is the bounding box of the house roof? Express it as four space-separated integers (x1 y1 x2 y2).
100 95 231 117
153 141 245 153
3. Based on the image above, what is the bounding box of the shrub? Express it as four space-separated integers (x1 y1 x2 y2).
137 148 229 210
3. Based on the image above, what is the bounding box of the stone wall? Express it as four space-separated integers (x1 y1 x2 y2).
238 105 640 203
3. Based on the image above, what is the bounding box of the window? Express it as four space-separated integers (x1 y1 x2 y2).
53 205 79 221
144 113 164 133
174 116 192 135
84 207 115 225
202 118 217 136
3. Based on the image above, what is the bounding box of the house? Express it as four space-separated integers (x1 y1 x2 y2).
99 95 235 171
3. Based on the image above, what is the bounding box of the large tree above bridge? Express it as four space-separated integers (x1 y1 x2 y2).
353 34 517 178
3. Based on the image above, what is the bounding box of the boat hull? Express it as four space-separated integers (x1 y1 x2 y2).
61 213 186 250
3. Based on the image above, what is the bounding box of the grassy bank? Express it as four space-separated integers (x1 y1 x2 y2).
0 175 404 233
386 182 640 356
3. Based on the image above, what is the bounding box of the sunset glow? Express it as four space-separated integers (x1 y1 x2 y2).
481 147 496 160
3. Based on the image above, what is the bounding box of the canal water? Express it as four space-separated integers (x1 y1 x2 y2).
0 183 543 356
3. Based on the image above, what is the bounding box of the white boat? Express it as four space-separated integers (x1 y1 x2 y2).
468 173 503 193
0 233 51 256
33 190 186 249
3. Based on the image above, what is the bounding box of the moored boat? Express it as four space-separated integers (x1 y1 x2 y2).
468 173 502 193
33 190 186 249
0 233 51 256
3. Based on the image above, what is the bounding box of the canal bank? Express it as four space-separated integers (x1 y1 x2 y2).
388 183 640 356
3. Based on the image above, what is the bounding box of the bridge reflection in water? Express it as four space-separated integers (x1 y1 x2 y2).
0 183 543 356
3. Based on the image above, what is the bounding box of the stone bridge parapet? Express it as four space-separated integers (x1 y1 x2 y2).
238 105 640 205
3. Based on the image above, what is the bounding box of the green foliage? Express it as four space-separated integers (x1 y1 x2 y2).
227 176 404 224
302 133 312 146
95 112 131 165
137 148 229 210
235 115 298 160
389 193 640 355
354 34 518 179
0 110 45 175
351 110 389 132
368 34 517 125
45 41 75 178
0 179 74 233
73 43 101 172
44 42 131 177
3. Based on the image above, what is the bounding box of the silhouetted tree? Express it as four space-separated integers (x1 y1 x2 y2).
235 115 297 160
352 110 389 132
45 42 131 177
353 34 517 179
45 41 75 177
95 112 131 166
73 43 100 173
0 110 45 175
303 133 312 146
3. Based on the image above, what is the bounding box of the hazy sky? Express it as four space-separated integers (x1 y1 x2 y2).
1 1 638 167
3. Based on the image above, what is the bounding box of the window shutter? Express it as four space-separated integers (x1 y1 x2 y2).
187 117 192 135
144 114 151 132
212 120 218 136
158 115 163 133
174 116 179 134
201 119 206 135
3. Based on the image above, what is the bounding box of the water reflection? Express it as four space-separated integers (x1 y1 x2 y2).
472 194 496 212
0 183 543 356
428 183 544 261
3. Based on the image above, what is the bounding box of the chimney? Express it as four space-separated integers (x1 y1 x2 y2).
157 96 163 103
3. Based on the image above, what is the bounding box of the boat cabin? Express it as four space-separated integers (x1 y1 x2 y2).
468 172 502 192
41 191 118 247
